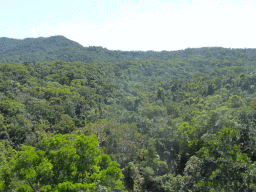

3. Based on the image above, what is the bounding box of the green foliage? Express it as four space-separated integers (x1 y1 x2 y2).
166 102 180 118
195 127 256 191
140 103 167 120
227 95 246 108
123 162 136 190
0 100 25 117
2 38 256 191
249 97 256 110
0 134 125 191
176 122 203 156
54 119 76 134
84 121 144 166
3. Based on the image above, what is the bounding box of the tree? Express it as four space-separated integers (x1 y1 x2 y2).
0 134 126 191
84 121 144 166
195 127 256 191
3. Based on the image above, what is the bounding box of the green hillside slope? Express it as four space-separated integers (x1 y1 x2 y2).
1 36 256 191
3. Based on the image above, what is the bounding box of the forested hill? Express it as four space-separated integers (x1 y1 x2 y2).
2 36 256 191
1 35 256 64
0 35 83 57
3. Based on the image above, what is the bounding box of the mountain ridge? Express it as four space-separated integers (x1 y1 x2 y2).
0 35 84 55
1 35 256 64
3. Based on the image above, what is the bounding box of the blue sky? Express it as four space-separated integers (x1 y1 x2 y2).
1 0 256 51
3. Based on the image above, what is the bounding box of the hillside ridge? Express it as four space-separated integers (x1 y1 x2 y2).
1 35 256 64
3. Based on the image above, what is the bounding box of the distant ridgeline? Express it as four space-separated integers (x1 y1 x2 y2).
1 35 256 64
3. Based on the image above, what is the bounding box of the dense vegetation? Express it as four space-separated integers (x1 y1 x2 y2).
1 36 256 191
